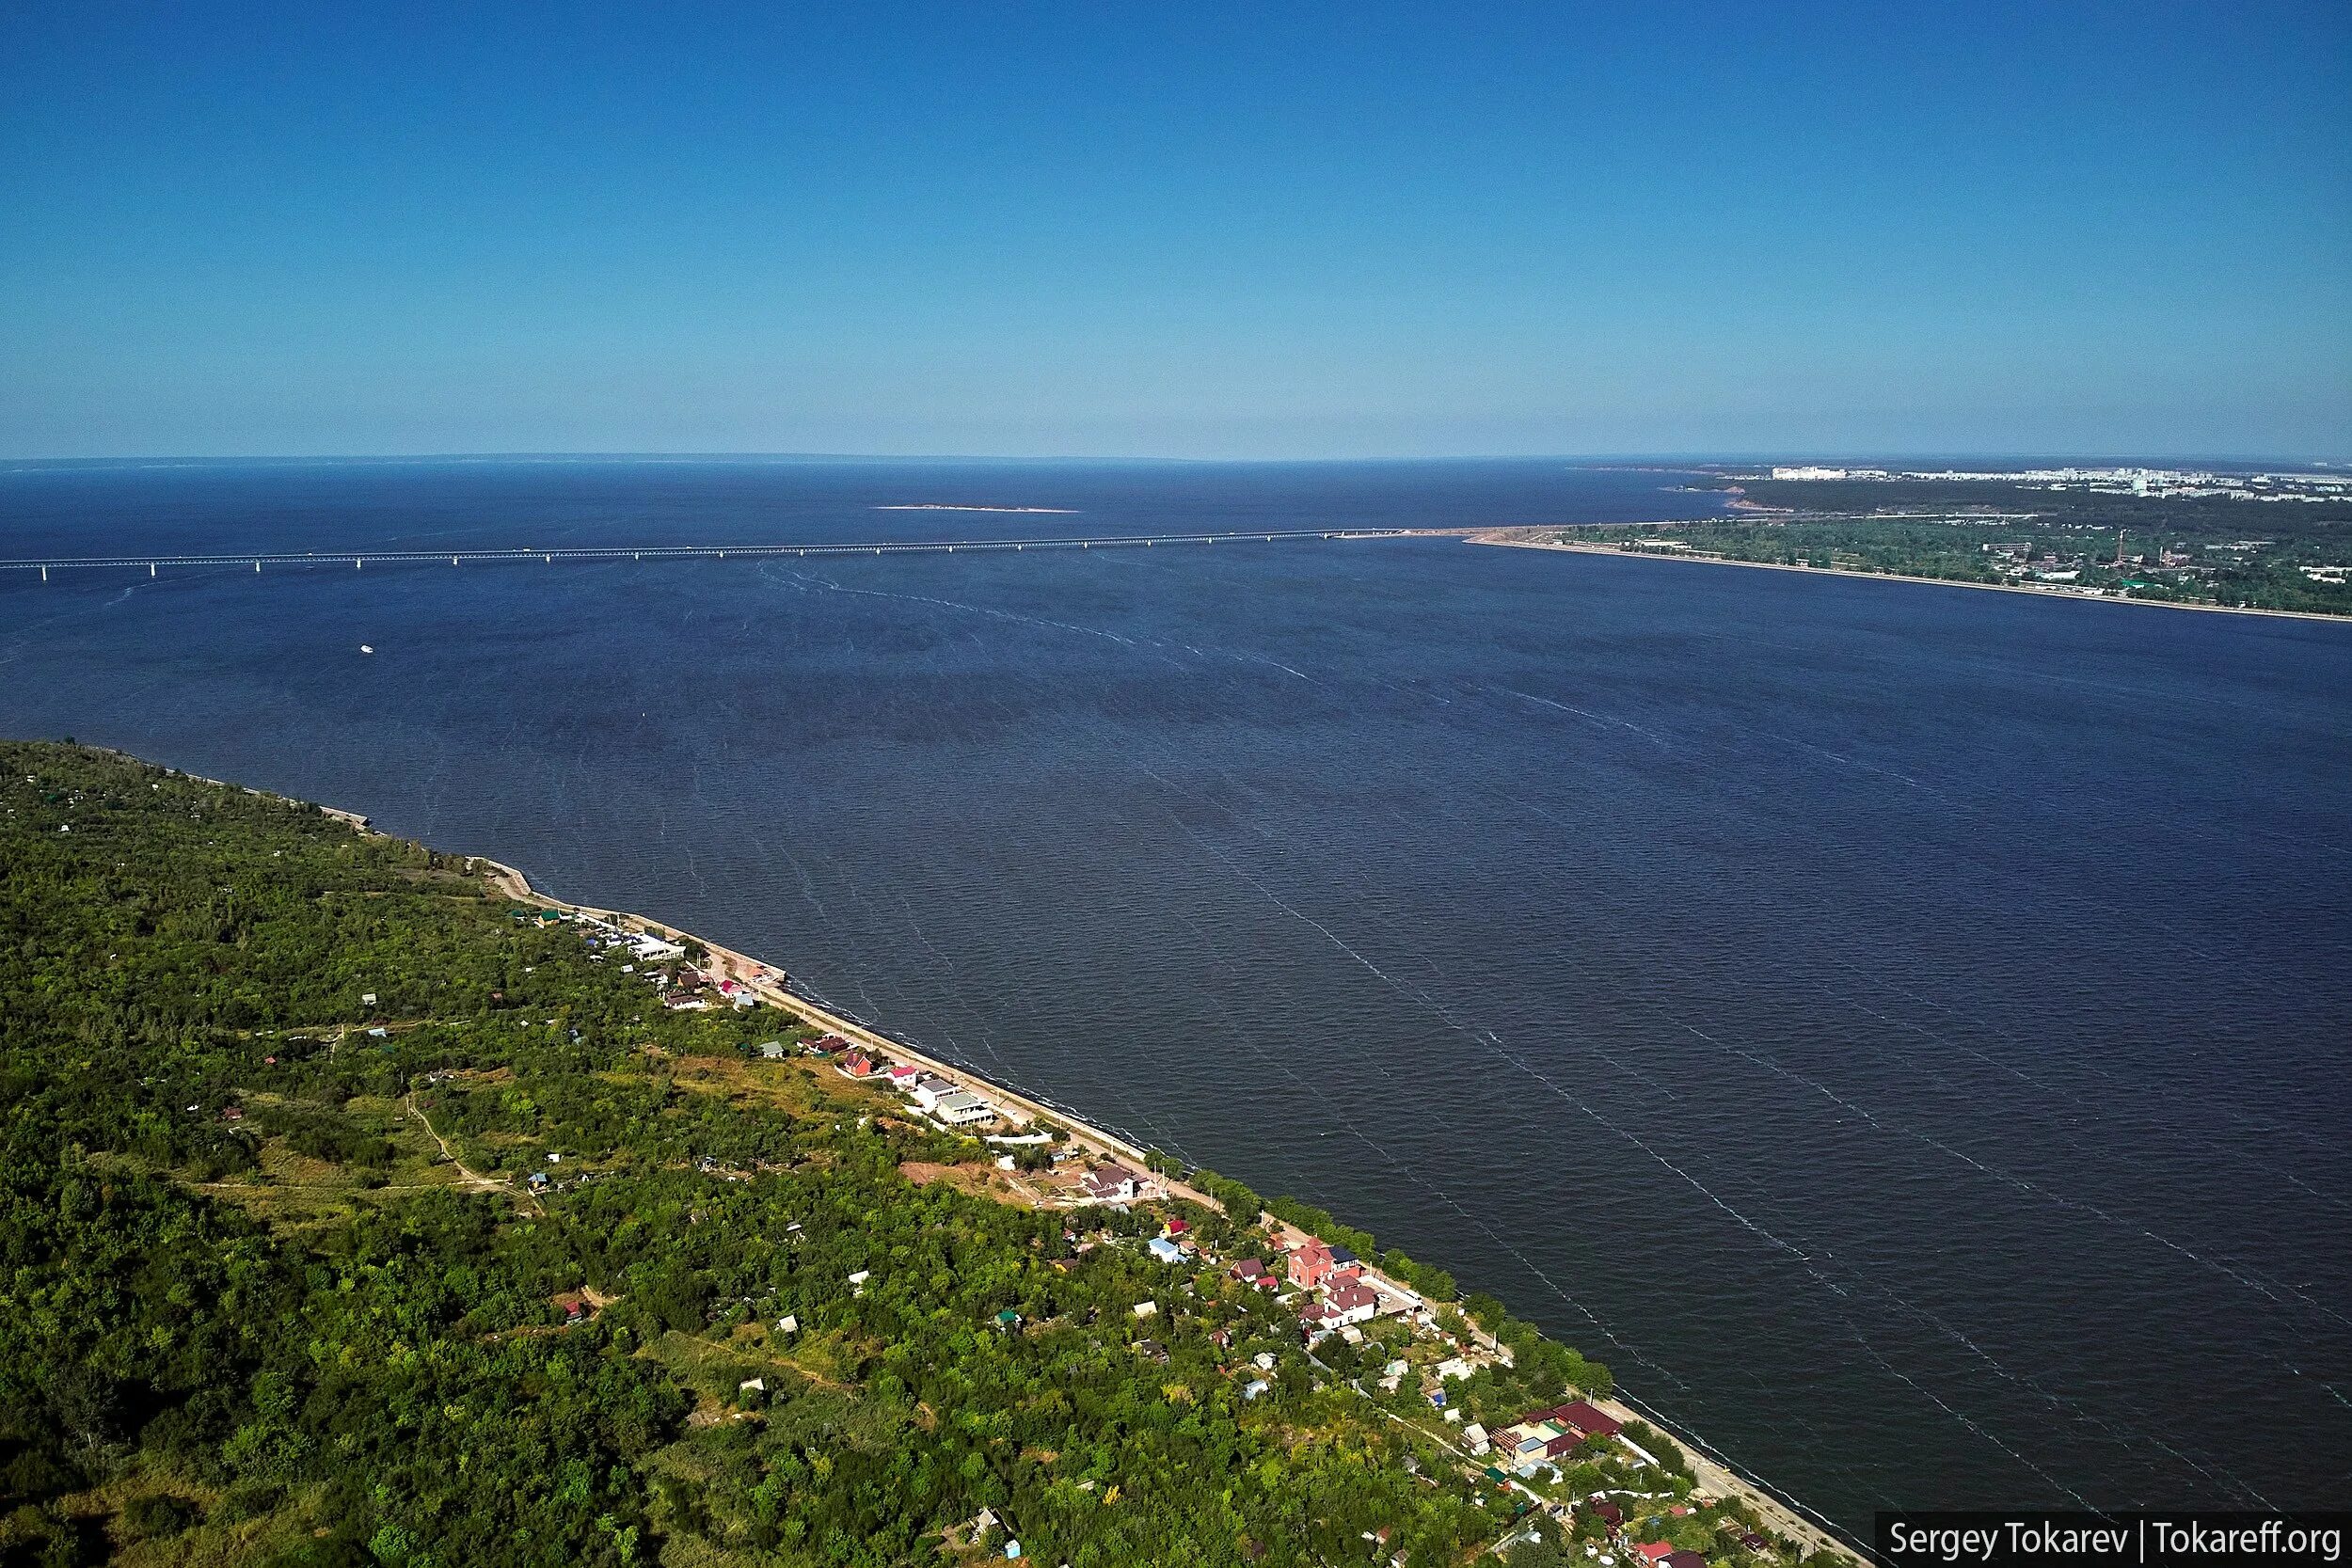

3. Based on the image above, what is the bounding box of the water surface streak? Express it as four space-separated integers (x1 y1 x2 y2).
4 458 2347 1539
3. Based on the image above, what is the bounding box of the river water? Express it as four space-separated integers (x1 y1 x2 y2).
5 457 2347 1540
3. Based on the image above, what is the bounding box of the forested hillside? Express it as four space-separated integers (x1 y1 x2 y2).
0 741 1647 1568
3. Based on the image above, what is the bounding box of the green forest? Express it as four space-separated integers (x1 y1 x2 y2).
0 740 1769 1568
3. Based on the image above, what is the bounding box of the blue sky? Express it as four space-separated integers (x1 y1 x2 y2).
3 2 2346 459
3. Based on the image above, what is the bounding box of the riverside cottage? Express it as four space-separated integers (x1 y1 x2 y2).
1301 1280 1379 1331
1079 1164 1147 1203
931 1088 996 1127
1287 1238 1339 1289
1490 1400 1622 1476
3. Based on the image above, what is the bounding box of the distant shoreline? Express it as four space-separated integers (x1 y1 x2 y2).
872 504 1080 514
1470 532 2352 625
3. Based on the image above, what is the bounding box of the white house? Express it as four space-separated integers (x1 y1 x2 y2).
933 1089 996 1127
1079 1164 1145 1203
1304 1281 1378 1330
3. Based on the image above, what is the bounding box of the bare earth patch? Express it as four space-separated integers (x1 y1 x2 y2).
898 1161 1037 1206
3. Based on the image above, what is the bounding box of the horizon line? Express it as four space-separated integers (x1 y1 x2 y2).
4 449 2345 471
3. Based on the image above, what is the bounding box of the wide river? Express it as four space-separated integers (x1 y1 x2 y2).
5 458 2348 1540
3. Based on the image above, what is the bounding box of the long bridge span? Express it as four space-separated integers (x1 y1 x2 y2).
1 526 1473 578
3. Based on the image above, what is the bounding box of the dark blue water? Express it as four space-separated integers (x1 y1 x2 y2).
6 459 2349 1540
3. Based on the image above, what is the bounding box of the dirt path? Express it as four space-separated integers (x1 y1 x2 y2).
404 1090 540 1212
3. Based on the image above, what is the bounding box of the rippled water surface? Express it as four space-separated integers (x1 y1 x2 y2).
6 458 2349 1540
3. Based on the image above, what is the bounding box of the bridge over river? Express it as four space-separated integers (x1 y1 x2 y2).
0 526 1473 578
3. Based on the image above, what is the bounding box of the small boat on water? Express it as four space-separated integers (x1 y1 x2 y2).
359 644 374 655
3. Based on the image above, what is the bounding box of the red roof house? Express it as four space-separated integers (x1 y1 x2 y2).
1554 1400 1622 1439
1287 1238 1338 1290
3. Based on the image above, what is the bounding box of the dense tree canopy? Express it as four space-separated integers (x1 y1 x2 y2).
0 741 1635 1567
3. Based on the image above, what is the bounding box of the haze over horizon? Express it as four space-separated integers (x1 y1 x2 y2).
5 1 2348 461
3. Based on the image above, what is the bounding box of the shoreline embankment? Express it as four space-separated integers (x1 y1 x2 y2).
461 851 1859 1561
469 855 1173 1178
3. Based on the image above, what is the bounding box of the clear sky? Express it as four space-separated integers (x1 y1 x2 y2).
3 1 2347 460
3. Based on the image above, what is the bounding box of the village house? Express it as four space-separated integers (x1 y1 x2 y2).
1287 1238 1339 1290
1230 1258 1276 1289
908 1073 958 1111
1079 1164 1146 1203
1490 1399 1622 1476
1301 1280 1378 1332
839 1049 876 1077
931 1088 996 1127
1548 1400 1621 1440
